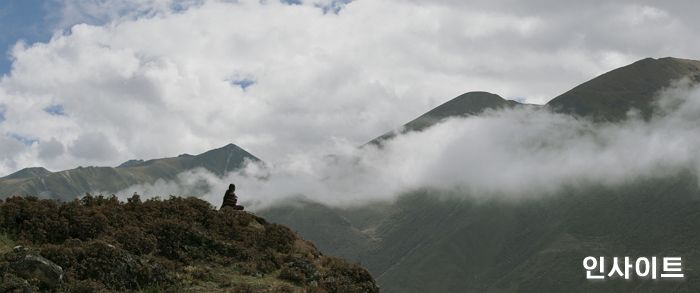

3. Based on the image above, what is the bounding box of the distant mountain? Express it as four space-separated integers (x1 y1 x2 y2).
547 57 700 120
369 58 700 148
367 91 526 145
0 143 259 200
259 57 700 292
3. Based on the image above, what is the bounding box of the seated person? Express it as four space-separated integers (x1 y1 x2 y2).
221 183 244 210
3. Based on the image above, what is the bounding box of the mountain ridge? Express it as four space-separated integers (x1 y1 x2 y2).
0 143 259 200
368 57 700 147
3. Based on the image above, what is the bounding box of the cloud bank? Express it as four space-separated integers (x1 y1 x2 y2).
3 0 700 176
112 82 700 210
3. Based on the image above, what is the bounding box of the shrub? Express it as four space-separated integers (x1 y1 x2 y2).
112 226 157 255
0 195 378 291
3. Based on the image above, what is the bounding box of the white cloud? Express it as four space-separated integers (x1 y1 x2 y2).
68 132 118 161
112 83 700 210
38 137 65 160
1 0 700 177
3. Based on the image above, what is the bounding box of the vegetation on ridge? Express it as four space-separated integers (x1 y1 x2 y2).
0 195 378 292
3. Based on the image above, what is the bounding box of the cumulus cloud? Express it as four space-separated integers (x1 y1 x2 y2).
0 135 25 171
68 132 118 161
38 137 65 160
2 0 700 178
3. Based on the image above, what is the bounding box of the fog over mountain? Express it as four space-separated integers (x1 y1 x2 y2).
110 76 700 210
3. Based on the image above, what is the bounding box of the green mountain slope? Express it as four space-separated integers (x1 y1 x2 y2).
261 199 391 264
260 174 700 292
0 144 259 200
547 57 700 120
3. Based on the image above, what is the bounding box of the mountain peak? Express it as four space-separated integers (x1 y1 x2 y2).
547 57 700 121
189 143 261 176
197 143 257 159
2 167 51 180
221 143 245 151
117 159 145 168
423 91 511 120
367 91 520 145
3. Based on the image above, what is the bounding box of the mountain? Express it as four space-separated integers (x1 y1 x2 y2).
258 57 700 292
0 143 258 200
268 174 700 292
1 167 51 180
369 57 700 147
368 91 526 145
0 195 379 292
547 57 700 120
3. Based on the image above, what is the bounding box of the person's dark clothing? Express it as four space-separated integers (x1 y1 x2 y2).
221 184 244 210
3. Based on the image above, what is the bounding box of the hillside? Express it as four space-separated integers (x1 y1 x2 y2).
547 57 700 120
261 173 700 292
0 195 378 292
0 144 258 200
261 200 389 264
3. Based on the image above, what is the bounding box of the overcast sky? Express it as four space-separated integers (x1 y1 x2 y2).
2 0 700 176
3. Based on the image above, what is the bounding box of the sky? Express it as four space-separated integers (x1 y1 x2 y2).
2 0 700 178
0 1 56 74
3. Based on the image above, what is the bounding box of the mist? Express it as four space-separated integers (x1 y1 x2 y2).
112 82 700 210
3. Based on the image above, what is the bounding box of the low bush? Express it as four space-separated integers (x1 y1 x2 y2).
0 195 378 292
